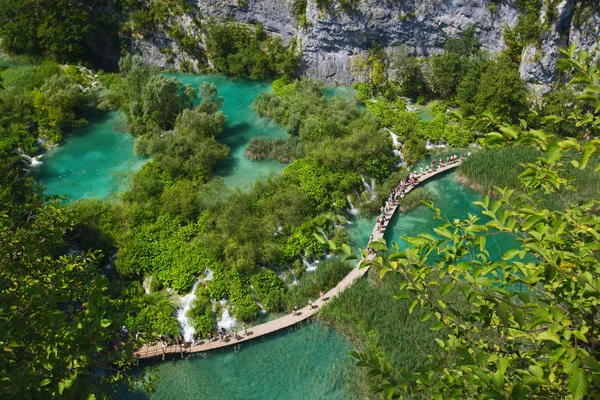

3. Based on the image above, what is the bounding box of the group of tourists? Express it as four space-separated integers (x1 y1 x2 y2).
368 152 470 251
291 290 326 316
157 323 251 350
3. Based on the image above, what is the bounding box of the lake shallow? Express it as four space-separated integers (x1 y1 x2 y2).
120 322 354 400
30 112 146 202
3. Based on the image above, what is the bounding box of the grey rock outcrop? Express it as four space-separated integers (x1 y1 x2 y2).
132 0 600 86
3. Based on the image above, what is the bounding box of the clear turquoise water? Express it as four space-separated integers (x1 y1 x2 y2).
30 112 147 202
172 75 289 188
121 322 353 400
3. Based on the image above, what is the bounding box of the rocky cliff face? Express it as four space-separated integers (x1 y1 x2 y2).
133 0 600 87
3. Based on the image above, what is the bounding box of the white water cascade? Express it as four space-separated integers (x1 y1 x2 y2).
360 175 377 201
200 268 213 283
217 300 236 330
301 254 319 272
16 149 43 168
426 139 447 150
142 275 153 294
347 195 359 215
286 264 298 285
176 280 201 342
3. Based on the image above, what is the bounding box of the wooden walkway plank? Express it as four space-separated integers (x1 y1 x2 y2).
134 159 464 360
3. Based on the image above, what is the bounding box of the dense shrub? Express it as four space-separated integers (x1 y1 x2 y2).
250 269 287 311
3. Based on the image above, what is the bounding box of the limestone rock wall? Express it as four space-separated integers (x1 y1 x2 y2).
132 0 600 86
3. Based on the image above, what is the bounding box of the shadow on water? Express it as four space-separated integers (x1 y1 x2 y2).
213 121 253 177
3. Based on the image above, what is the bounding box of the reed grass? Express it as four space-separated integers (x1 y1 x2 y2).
245 136 305 163
319 268 442 375
458 146 600 209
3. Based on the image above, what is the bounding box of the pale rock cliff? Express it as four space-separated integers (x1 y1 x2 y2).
132 0 600 87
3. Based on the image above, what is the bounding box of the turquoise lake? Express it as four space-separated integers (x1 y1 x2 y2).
122 322 354 400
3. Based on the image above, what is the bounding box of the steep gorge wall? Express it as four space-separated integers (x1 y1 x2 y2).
132 0 600 87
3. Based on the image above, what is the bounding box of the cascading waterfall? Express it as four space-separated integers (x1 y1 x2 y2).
200 268 213 283
176 280 201 342
301 254 319 272
386 129 406 166
142 275 153 294
217 300 236 330
273 225 283 236
16 149 43 168
360 175 377 201
285 263 298 285
347 195 359 215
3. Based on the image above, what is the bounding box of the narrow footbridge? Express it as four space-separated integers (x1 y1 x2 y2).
135 158 464 360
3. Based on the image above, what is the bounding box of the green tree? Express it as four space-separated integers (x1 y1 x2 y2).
32 73 87 141
474 54 529 123
0 196 134 398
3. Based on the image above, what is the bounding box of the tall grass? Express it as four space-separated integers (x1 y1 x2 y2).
319 268 442 376
245 136 305 163
458 146 600 209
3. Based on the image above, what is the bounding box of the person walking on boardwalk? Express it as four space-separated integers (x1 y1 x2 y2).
243 323 248 335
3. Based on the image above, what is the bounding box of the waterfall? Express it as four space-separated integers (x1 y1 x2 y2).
301 254 319 272
360 175 376 201
286 264 298 285
142 275 153 294
16 149 43 168
176 280 201 342
199 268 213 283
387 129 401 149
273 224 283 236
425 139 432 149
347 195 359 215
217 300 236 330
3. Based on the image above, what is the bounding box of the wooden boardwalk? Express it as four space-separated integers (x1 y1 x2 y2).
135 158 463 360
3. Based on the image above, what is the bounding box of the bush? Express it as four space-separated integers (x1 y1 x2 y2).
245 136 305 162
250 269 287 311
187 286 216 335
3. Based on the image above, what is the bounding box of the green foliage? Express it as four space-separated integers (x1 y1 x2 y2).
255 78 394 181
127 291 181 338
134 74 197 132
228 271 261 321
291 0 308 24
32 73 88 141
116 215 216 293
0 0 117 65
320 270 442 376
186 286 216 335
205 21 300 79
472 54 529 124
459 146 600 210
403 137 426 166
250 269 287 311
0 192 134 397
